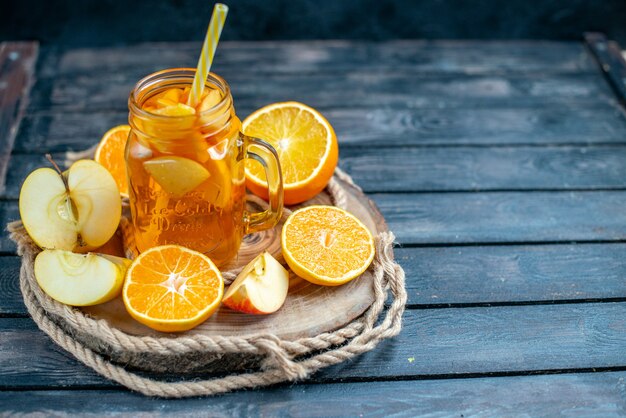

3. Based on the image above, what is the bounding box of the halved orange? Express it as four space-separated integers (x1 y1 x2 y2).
242 102 338 205
281 206 375 286
94 125 131 197
123 245 224 332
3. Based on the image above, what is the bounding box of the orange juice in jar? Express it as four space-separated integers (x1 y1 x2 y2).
127 69 283 266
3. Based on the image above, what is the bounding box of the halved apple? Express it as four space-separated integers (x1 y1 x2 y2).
222 252 290 315
19 159 122 253
34 249 130 306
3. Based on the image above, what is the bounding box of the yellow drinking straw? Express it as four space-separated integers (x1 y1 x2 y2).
187 3 229 108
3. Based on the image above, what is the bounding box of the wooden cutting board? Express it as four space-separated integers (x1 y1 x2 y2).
82 176 387 340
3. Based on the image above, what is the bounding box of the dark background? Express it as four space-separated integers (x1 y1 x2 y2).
1 0 626 46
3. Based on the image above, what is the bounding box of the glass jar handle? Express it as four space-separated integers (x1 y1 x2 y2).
243 134 284 234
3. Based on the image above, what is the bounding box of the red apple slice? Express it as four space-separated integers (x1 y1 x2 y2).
222 252 289 314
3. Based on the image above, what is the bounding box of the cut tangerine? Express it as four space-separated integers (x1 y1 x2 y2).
242 102 338 205
94 125 131 197
123 245 224 332
281 206 375 286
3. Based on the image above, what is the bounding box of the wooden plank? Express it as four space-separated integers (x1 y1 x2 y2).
13 102 626 153
323 302 626 379
3 371 626 416
6 242 626 315
340 145 626 193
37 41 597 79
329 103 626 147
585 33 626 107
0 42 38 194
373 191 626 244
5 303 626 386
5 191 626 251
397 244 626 305
28 72 615 112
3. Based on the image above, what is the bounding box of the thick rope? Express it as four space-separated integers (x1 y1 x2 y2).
9 169 407 397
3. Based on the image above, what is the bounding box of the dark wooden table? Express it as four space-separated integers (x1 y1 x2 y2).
3 34 626 416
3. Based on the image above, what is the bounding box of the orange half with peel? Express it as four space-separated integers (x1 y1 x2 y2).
281 205 375 286
242 102 338 205
123 245 224 332
94 125 131 197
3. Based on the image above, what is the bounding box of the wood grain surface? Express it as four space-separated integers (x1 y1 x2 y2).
0 42 37 195
36 41 598 78
374 191 626 244
4 39 626 415
13 102 626 154
341 145 626 192
398 243 626 305
3 371 626 417
28 72 616 113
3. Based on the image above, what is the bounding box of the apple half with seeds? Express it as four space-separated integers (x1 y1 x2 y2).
19 159 121 252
